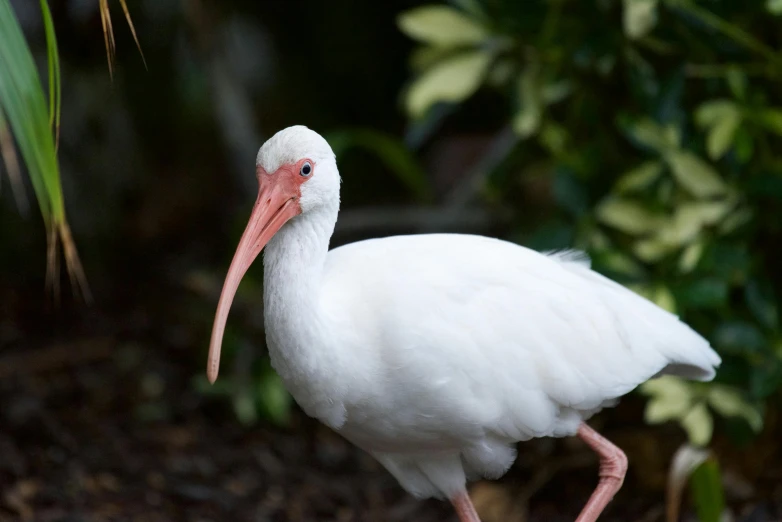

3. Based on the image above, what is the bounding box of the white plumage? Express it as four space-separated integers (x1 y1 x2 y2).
208 125 721 521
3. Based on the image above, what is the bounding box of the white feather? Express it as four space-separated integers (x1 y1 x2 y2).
255 126 721 501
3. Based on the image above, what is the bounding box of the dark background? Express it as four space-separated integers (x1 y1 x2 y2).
1 0 781 521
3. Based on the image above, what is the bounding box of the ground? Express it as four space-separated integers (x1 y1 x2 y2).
1 286 780 522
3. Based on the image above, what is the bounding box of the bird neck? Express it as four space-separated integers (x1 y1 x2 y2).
261 202 348 426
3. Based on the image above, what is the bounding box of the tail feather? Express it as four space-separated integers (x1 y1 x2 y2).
548 250 722 383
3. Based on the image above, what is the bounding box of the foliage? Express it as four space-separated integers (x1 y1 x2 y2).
397 0 782 446
640 376 762 446
666 444 726 522
192 327 292 427
0 0 143 299
98 0 146 80
326 128 434 202
0 0 88 299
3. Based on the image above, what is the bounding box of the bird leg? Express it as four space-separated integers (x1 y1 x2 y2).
451 491 481 522
575 422 628 522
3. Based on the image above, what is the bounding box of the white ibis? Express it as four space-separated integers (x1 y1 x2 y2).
207 125 721 522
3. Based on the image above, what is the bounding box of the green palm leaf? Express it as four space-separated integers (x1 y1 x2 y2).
0 0 89 300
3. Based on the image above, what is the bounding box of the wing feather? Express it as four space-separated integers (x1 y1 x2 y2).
323 233 720 442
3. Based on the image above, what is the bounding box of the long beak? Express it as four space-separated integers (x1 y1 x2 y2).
207 180 299 383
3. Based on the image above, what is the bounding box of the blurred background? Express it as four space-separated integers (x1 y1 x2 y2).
1 0 781 520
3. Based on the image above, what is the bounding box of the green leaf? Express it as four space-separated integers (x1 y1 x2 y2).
755 108 782 137
645 394 692 423
695 99 738 128
627 283 656 303
650 201 733 253
767 0 782 15
633 237 676 262
706 108 741 160
486 57 514 87
40 0 61 148
542 80 572 105
410 45 457 73
718 207 753 234
640 375 695 401
627 118 677 152
513 64 543 137
689 459 725 522
707 385 764 432
595 197 663 235
654 205 708 248
681 402 713 447
623 0 659 39
629 283 676 313
712 321 766 354
678 241 704 273
653 284 677 313
665 151 728 198
615 161 663 193
405 50 493 118
539 121 568 155
705 386 747 418
327 129 432 202
677 278 728 309
0 0 89 299
726 67 747 100
674 200 734 233
397 5 488 46
256 366 292 427
597 250 646 278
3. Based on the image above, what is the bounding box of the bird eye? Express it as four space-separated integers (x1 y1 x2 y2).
300 162 313 177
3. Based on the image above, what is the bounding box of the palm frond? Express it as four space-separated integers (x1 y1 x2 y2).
0 0 90 301
0 106 28 213
119 0 147 69
40 0 61 150
99 0 147 79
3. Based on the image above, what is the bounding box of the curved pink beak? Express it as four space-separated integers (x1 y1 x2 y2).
207 168 301 383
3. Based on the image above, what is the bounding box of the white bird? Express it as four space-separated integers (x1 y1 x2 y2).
207 125 721 522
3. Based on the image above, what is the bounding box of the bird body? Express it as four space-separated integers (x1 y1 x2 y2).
264 230 718 499
207 125 721 520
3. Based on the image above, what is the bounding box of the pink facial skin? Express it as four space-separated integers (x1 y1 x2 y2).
207 159 314 383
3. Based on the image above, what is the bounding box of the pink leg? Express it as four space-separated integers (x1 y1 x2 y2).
575 422 628 522
450 491 481 522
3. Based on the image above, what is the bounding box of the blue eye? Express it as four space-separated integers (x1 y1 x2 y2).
300 162 313 177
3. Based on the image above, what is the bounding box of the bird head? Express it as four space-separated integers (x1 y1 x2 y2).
207 125 339 383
